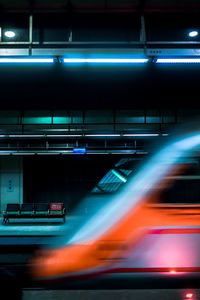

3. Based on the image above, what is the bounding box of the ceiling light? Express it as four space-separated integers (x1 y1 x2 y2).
156 58 200 63
46 134 82 137
63 58 149 64
9 135 44 138
0 58 54 63
123 133 159 137
189 30 198 38
12 152 35 155
73 148 87 154
85 134 121 137
4 31 15 38
37 152 60 155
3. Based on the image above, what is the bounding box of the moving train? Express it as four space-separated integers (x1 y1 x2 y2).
30 127 200 283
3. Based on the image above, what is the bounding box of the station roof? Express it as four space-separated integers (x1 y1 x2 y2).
1 0 200 12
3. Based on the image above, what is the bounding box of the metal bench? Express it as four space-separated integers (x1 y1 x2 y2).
3 204 20 224
3 203 66 224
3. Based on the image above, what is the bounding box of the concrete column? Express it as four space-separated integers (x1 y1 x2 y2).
0 156 23 214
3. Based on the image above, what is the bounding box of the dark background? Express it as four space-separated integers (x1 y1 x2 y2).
23 155 118 211
0 63 200 110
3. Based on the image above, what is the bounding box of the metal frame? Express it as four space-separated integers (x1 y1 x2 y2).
0 11 200 52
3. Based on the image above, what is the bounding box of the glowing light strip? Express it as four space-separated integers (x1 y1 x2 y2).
63 58 149 64
9 135 44 138
46 134 82 137
0 58 54 63
12 152 35 155
123 133 159 137
37 152 60 155
112 169 127 183
85 134 121 137
156 58 200 64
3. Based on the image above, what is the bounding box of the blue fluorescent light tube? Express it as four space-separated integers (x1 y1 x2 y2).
123 133 159 137
0 58 54 63
156 58 200 64
73 148 87 154
63 58 149 64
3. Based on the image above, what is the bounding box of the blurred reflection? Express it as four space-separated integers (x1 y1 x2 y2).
30 125 200 281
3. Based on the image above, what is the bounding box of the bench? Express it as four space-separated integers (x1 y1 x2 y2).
3 203 66 224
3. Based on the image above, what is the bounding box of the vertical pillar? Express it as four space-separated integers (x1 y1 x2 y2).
0 156 23 214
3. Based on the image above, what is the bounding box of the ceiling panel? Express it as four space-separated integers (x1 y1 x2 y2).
107 0 139 9
1 0 200 11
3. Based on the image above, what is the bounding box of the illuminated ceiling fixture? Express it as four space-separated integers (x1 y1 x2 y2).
123 133 159 137
111 169 127 183
85 134 121 137
189 30 198 37
156 58 200 63
4 30 15 38
63 58 149 64
0 58 54 63
73 148 87 154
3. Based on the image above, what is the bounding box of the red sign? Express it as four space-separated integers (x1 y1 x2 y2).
50 203 63 211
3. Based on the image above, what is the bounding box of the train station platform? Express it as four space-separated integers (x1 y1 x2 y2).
0 216 69 237
22 289 200 300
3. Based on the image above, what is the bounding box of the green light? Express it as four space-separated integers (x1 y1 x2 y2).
112 169 127 183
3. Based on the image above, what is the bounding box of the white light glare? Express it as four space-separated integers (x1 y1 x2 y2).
156 58 200 63
123 133 159 137
9 135 44 138
46 134 82 137
63 58 149 63
0 58 54 63
189 30 198 37
4 31 15 38
85 134 121 137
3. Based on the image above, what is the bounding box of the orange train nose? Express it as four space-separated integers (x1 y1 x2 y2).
30 243 102 278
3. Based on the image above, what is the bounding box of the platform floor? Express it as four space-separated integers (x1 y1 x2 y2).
22 289 200 300
0 216 69 236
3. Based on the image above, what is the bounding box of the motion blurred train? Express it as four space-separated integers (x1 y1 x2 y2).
30 127 200 283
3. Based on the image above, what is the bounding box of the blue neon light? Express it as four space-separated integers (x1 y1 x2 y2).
63 58 149 64
0 58 54 63
73 148 87 154
156 58 200 64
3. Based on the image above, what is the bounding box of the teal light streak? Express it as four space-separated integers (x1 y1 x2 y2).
112 169 127 183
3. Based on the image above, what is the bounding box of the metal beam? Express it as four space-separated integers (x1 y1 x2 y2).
0 47 199 57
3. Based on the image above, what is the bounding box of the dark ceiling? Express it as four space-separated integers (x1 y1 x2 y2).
0 63 199 110
1 0 200 12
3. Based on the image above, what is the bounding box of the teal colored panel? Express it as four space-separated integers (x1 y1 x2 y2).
71 110 83 124
53 110 83 124
0 110 20 124
53 111 71 124
116 110 145 123
23 111 52 124
85 110 113 124
146 110 161 123
161 110 175 123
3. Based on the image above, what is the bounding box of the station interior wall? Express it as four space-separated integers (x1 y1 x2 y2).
0 156 23 214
